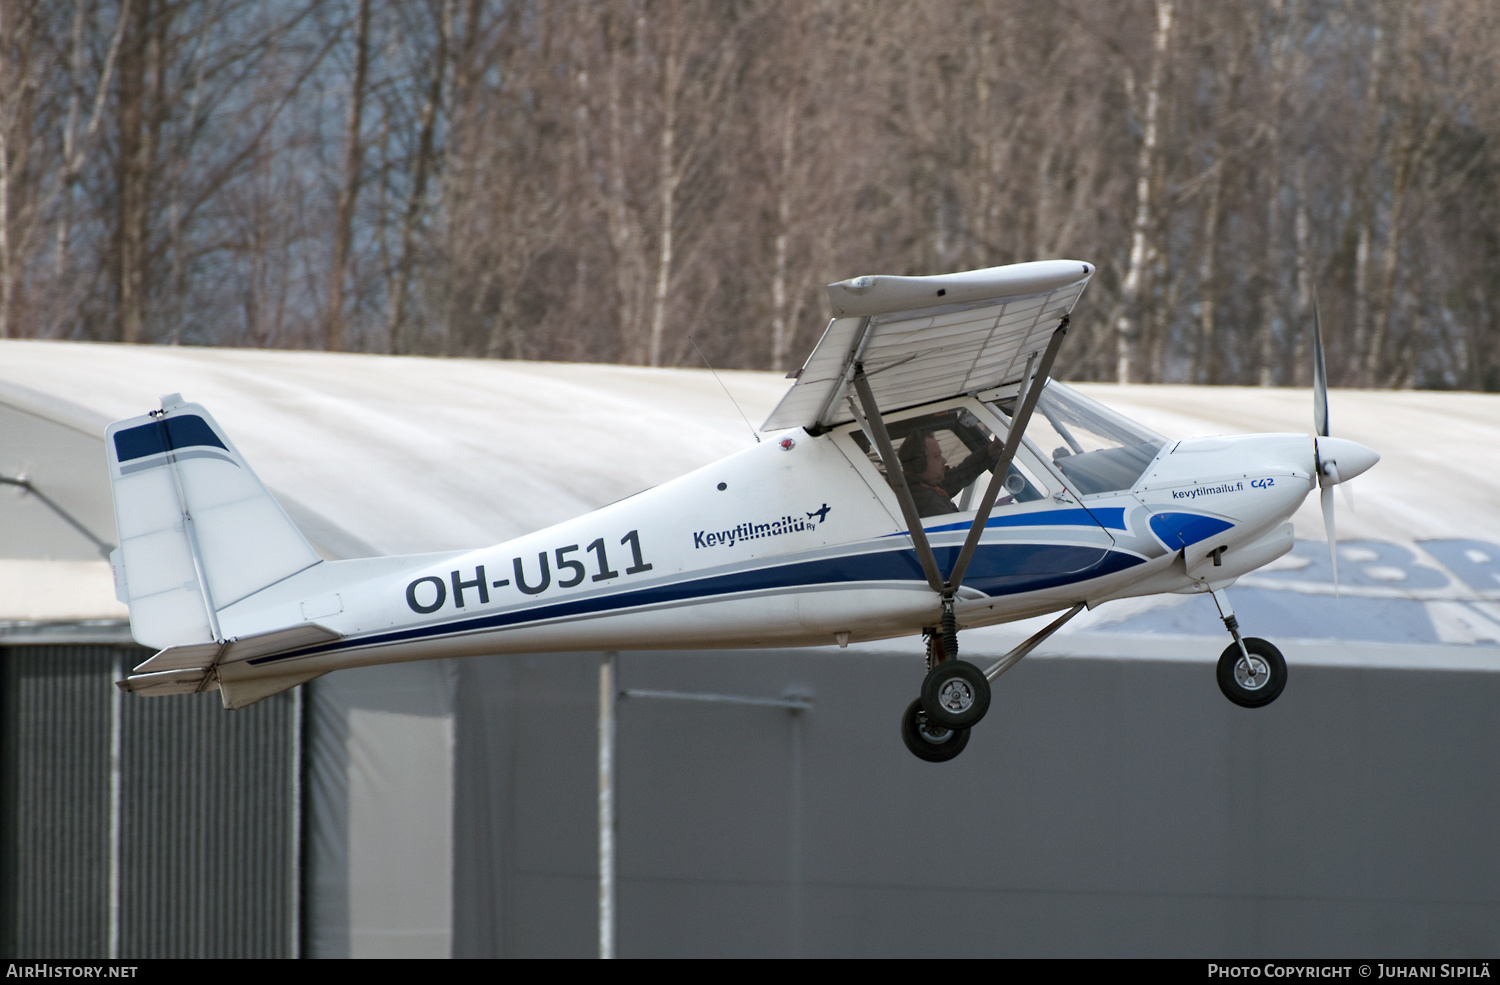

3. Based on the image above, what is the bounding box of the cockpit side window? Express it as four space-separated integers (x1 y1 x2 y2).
849 407 1049 517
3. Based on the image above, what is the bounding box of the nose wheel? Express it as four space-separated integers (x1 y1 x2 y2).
1211 589 1287 708
1217 637 1287 708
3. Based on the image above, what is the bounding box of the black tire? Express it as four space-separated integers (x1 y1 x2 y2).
920 659 992 729
900 699 971 762
1216 637 1287 708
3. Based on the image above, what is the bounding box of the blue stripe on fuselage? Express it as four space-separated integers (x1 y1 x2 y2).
1149 512 1234 548
248 543 1145 667
893 506 1127 537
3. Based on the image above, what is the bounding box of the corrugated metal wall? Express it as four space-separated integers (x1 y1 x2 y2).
0 645 298 959
0 647 112 958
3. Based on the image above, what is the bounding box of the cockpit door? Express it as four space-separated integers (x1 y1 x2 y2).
840 397 1122 598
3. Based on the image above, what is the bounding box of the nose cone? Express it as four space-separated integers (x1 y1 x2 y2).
1315 436 1380 483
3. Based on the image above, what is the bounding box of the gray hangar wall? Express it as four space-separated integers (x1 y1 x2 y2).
304 635 1500 959
0 643 299 959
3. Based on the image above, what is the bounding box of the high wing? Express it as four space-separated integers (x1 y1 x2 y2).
762 259 1094 433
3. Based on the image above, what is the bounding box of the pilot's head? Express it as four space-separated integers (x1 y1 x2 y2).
899 431 947 483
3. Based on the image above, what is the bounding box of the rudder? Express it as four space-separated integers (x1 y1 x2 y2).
106 393 320 649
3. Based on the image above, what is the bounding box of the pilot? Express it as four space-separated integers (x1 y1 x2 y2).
896 430 1009 517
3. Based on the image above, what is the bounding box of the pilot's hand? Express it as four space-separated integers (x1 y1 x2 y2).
987 437 1004 458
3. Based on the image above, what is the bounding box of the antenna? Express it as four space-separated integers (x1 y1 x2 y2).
689 336 761 443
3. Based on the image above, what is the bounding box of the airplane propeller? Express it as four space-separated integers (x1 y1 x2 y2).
1309 292 1380 592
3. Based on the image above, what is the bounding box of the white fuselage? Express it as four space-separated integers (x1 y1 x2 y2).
212 394 1319 691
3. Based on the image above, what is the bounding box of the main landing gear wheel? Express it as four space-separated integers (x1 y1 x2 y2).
901 699 970 762
920 659 991 729
1216 637 1287 708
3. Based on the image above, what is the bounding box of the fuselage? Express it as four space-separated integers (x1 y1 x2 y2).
213 384 1325 691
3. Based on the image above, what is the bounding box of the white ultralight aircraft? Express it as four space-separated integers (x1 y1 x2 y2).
107 259 1378 762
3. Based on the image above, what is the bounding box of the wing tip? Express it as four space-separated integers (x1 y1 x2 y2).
827 259 1093 318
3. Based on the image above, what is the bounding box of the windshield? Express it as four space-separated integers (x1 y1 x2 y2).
994 381 1167 496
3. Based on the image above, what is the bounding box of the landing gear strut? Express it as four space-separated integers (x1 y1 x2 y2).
899 603 1085 761
850 324 1073 763
919 599 992 730
1211 589 1287 708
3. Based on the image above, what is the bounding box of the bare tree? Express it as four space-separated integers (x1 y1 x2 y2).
1115 0 1174 384
0 0 48 340
386 0 449 355
6 0 1500 393
325 0 370 352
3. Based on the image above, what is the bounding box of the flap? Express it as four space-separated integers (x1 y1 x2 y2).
116 667 218 696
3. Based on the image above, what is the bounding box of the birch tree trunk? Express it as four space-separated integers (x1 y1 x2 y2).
1115 0 1173 384
165 16 209 345
113 0 166 345
647 1 681 368
769 97 797 373
1257 0 1290 386
326 0 371 352
53 0 86 286
1290 155 1312 386
1349 6 1386 381
388 1 449 356
1364 4 1416 387
51 0 126 330
604 10 647 364
768 0 809 374
1197 162 1222 384
1193 11 1247 385
0 1 17 340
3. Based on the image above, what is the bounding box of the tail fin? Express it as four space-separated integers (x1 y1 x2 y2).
106 394 320 650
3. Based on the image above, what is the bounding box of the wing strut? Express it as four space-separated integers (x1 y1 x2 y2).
850 318 1068 602
944 320 1068 592
851 367 945 594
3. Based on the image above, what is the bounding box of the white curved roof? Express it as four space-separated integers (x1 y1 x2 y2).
0 341 787 625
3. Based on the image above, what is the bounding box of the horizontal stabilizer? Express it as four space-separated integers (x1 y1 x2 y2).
132 641 222 674
132 622 341 674
116 667 219 696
